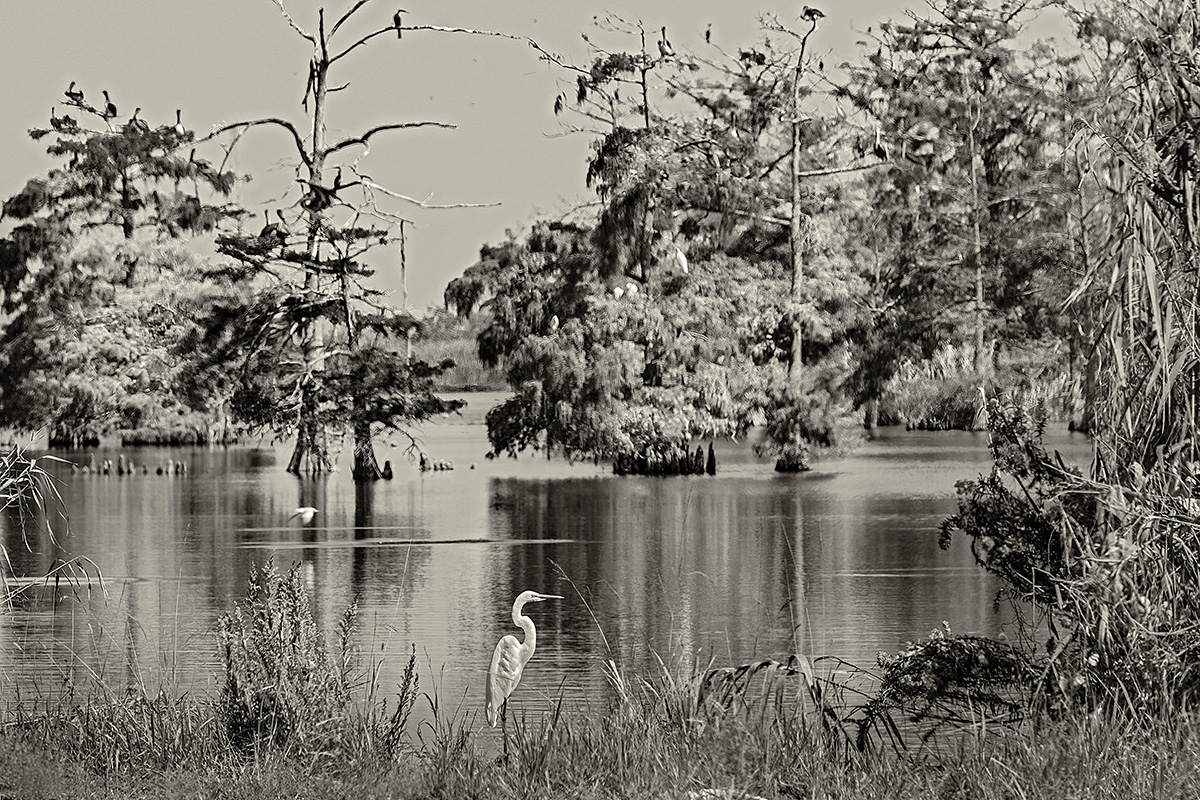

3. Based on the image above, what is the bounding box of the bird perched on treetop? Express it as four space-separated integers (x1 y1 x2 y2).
128 108 150 132
259 209 288 247
394 9 406 38
102 90 117 120
486 591 563 728
65 81 84 105
801 6 825 21
658 26 675 58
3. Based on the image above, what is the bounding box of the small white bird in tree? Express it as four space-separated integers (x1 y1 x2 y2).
658 26 675 59
674 245 689 274
486 591 563 732
288 506 319 524
173 109 186 137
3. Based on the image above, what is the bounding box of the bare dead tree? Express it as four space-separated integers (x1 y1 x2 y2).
206 0 523 478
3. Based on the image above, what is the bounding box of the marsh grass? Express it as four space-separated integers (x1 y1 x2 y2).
6 590 1200 799
0 445 106 620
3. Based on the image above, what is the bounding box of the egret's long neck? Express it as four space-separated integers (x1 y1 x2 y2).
512 599 537 655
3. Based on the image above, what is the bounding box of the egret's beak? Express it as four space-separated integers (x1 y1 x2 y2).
533 593 563 602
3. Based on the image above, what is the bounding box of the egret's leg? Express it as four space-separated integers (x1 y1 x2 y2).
500 699 508 759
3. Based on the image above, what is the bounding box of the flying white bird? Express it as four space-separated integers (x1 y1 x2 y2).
288 506 319 524
486 590 562 728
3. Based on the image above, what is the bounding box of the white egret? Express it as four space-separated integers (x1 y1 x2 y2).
288 506 319 524
674 245 689 274
486 590 563 728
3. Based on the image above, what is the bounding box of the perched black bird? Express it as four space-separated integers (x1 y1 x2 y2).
658 26 675 58
128 107 150 132
300 181 336 212
705 24 711 44
65 81 84 104
801 6 825 21
394 8 406 38
259 209 288 246
50 107 63 132
102 90 117 120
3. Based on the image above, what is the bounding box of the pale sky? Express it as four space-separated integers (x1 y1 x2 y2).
0 1 1071 312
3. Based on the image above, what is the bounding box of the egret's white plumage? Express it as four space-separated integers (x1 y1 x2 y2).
486 590 562 727
674 245 689 274
288 506 319 524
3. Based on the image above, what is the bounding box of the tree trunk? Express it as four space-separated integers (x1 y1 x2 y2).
777 47 810 474
289 17 332 475
968 93 986 374
351 418 381 481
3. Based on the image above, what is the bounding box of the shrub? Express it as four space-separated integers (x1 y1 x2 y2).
218 558 356 756
929 399 1200 720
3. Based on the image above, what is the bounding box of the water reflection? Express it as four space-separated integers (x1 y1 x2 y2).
0 418 1092 732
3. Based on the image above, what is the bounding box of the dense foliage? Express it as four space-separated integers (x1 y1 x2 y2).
0 100 240 445
891 0 1200 725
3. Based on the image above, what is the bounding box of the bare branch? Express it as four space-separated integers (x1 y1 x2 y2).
360 178 500 209
334 23 524 64
797 162 886 178
270 0 316 45
407 24 522 40
326 121 456 158
204 118 313 170
330 0 374 38
528 38 592 77
330 27 398 64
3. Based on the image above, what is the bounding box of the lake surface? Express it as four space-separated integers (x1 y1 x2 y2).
0 397 1092 737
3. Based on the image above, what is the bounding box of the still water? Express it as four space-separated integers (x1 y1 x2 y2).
1 399 1092 731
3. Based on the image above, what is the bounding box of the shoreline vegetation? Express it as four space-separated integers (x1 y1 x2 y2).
1 558 1198 800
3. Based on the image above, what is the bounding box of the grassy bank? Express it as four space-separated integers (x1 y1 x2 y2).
0 560 1196 800
3 670 1198 799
